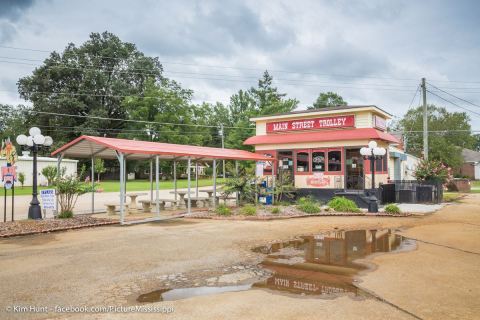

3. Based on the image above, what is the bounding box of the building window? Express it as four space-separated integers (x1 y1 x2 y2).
375 155 388 172
328 150 342 172
312 151 325 172
296 151 309 172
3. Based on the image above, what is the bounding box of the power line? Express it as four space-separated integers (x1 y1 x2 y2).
427 82 480 109
2 44 480 84
426 89 480 117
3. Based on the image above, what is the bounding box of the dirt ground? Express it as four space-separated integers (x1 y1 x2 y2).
0 194 479 320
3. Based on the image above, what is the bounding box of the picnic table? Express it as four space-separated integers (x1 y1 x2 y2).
126 192 148 211
169 190 193 209
199 188 223 206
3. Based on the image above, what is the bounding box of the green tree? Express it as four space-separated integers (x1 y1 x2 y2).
225 71 298 150
17 172 25 189
94 158 106 182
0 104 30 143
41 165 57 186
309 92 347 109
394 105 476 169
17 31 166 147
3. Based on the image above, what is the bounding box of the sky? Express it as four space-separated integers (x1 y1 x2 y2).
1 0 479 127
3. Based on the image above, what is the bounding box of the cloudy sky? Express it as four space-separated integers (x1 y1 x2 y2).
1 0 479 126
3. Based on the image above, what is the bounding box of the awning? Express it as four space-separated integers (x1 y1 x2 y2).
51 135 274 161
243 128 401 146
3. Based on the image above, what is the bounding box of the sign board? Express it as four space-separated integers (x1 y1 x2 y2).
373 115 387 131
255 162 264 176
40 189 56 210
266 115 355 133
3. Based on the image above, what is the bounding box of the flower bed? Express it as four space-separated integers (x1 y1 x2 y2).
0 216 118 238
188 205 412 220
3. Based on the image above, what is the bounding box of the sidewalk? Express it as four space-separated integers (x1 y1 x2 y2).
1 186 220 221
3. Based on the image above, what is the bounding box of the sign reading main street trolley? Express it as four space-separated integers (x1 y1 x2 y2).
266 115 355 133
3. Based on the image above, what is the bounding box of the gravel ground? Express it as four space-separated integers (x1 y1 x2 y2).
0 194 478 320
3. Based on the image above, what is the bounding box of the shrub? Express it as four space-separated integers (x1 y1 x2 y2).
296 197 321 214
241 204 257 216
58 210 73 219
41 165 58 186
56 174 93 215
215 204 232 216
327 197 361 213
270 206 281 214
384 203 401 214
17 172 25 188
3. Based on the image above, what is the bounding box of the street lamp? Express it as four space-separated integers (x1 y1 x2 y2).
16 127 53 220
360 140 386 213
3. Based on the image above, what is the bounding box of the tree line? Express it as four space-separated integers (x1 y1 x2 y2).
1 31 479 171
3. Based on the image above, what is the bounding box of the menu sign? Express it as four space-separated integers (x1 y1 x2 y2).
266 115 355 133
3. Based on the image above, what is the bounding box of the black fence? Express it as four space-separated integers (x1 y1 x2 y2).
380 180 443 204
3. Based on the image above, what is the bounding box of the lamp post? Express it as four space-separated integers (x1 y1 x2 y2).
16 127 53 220
360 141 386 213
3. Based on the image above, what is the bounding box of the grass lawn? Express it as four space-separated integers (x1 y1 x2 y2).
1 178 226 196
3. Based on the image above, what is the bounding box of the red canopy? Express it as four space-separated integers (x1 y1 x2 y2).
52 135 274 161
243 128 401 146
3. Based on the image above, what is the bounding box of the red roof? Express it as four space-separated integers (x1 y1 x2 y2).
243 128 401 145
52 135 274 161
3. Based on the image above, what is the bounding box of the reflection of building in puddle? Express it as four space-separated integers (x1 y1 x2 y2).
253 229 413 297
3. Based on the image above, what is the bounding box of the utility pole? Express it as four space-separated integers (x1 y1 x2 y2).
219 124 225 179
421 77 428 160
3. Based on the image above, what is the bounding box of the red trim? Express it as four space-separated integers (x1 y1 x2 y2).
364 156 388 174
244 128 401 145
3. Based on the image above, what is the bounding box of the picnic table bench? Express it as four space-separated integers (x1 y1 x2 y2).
139 199 180 212
104 203 130 215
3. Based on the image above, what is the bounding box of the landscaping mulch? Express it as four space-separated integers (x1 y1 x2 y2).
0 216 118 238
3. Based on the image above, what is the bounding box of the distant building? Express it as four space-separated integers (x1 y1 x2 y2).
388 145 420 181
0 151 78 187
459 148 480 180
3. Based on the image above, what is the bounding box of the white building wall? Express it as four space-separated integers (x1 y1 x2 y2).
0 154 78 187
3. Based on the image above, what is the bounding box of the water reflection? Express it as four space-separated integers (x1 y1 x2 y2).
253 229 415 297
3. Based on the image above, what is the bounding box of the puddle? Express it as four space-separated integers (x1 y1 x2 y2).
252 229 415 298
137 285 252 303
134 229 415 303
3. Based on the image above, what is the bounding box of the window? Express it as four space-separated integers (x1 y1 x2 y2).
328 150 342 172
296 151 309 172
312 151 325 172
374 156 388 172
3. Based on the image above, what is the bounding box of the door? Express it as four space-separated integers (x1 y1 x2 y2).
277 151 294 185
345 148 364 190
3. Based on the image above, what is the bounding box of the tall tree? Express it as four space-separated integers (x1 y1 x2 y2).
394 104 476 169
17 31 166 147
225 71 298 150
0 104 30 143
309 92 347 109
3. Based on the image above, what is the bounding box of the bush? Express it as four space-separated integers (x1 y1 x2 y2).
215 204 232 216
296 197 321 214
241 204 257 216
270 206 281 214
384 203 401 214
327 197 361 213
58 210 73 219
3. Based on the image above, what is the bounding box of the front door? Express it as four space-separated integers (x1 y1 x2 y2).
345 148 364 190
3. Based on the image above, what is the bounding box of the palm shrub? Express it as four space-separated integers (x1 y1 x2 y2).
384 203 401 214
17 172 25 189
327 197 361 213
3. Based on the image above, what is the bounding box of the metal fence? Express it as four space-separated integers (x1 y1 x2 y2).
380 180 443 204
